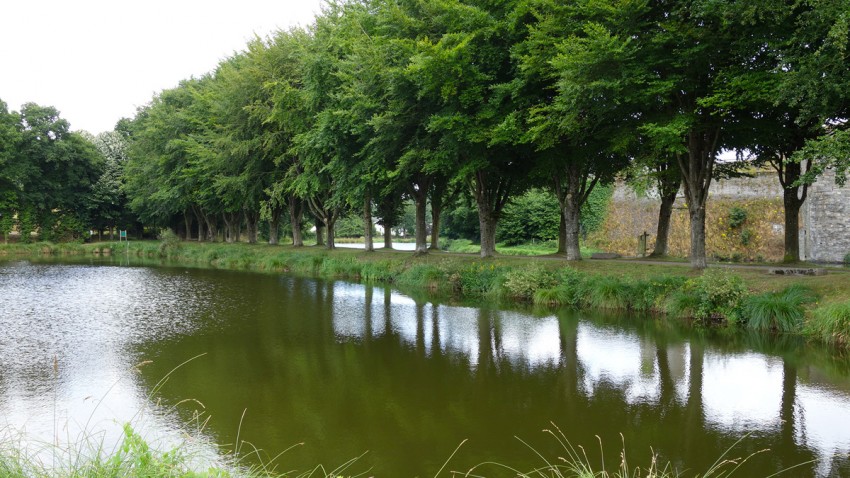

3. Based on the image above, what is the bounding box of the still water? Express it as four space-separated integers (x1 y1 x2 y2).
1 260 850 476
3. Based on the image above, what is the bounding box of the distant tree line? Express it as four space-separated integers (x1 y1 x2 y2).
2 0 848 267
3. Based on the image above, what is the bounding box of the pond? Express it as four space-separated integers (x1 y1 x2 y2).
1 259 849 476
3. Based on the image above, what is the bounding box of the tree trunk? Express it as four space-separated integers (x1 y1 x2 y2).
557 212 567 255
561 198 582 261
473 170 512 258
429 180 448 251
364 193 374 252
183 212 192 241
478 211 498 258
678 129 719 270
554 164 595 261
325 215 336 249
245 209 260 244
429 196 442 251
652 189 677 257
315 220 325 247
289 196 304 247
783 192 803 263
414 192 428 254
268 206 283 246
777 158 808 263
687 203 707 269
383 226 393 249
408 176 431 254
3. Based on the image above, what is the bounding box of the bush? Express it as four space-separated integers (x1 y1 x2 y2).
532 267 586 307
666 269 746 323
844 252 850 267
157 228 182 257
501 266 557 300
448 262 509 296
804 300 850 345
728 206 747 228
742 285 817 333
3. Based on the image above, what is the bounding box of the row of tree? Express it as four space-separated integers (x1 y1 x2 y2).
3 0 849 267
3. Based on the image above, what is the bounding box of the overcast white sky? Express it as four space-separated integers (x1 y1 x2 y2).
0 0 324 134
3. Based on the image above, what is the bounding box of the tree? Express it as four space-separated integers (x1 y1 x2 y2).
515 0 634 260
13 103 103 241
0 99 22 242
86 131 131 240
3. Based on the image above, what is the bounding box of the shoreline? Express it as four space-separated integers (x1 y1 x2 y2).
3 240 850 347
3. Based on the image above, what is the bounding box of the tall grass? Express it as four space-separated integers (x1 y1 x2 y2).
459 424 802 478
804 299 850 345
741 285 817 333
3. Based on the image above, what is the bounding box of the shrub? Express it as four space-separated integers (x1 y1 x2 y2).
449 262 509 296
844 252 850 267
631 275 687 312
728 206 747 228
532 267 588 308
741 285 817 333
666 269 746 323
501 266 557 300
157 228 182 257
804 300 850 345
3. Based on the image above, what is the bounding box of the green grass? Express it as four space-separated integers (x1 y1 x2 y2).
804 299 850 345
742 285 817 333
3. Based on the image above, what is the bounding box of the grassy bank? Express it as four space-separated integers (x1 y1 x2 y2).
3 239 850 346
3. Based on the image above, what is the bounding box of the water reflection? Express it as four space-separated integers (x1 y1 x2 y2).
2 261 850 476
326 282 850 475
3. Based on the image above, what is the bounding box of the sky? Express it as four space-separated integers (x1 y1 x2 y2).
0 0 324 135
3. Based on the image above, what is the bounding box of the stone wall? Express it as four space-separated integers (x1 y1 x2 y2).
604 170 850 263
802 169 850 263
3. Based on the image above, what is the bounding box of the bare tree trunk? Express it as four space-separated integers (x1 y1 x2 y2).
289 196 304 247
652 189 677 257
776 158 808 263
325 215 336 249
383 226 393 249
473 170 512 258
557 212 567 254
554 163 597 261
478 211 498 258
268 206 283 245
678 129 720 270
409 176 432 254
364 192 374 252
315 220 325 247
183 212 192 241
244 209 260 244
429 180 447 251
414 193 428 254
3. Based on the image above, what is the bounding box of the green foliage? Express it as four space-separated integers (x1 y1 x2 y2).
396 263 446 289
580 185 613 235
741 285 817 333
497 188 560 246
844 252 850 267
804 300 850 346
448 262 509 296
740 229 753 247
728 207 747 229
157 228 182 257
667 269 747 323
501 266 558 300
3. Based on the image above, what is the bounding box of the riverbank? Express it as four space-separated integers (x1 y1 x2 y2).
3 240 850 346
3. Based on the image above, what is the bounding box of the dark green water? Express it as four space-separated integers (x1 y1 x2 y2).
2 259 850 476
